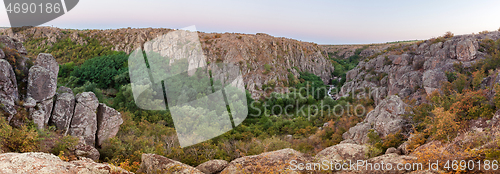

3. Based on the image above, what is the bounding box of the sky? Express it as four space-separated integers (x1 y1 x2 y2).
1 0 500 44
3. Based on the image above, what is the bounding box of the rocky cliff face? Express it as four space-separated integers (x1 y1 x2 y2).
342 95 412 144
340 31 500 105
0 36 123 159
0 36 28 121
0 59 17 119
200 33 334 99
0 27 334 99
338 31 500 146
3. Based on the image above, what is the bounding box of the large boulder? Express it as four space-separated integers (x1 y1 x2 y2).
422 69 447 94
74 144 100 162
27 65 57 102
456 38 478 61
96 103 123 147
196 160 228 174
0 152 132 174
0 59 18 118
343 95 411 144
68 92 99 146
28 99 54 130
221 148 313 174
34 53 59 76
314 143 367 164
137 153 203 174
72 137 100 161
50 87 75 134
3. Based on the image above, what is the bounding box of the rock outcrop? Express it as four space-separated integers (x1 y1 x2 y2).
27 65 57 102
0 36 27 55
201 33 334 99
221 148 312 174
34 53 59 76
96 103 123 147
340 32 500 105
26 53 59 129
28 99 54 130
137 153 204 174
314 143 367 164
50 87 75 134
0 35 123 157
68 92 99 146
0 59 18 119
342 95 411 144
422 69 447 94
196 160 228 174
72 137 100 161
0 152 131 174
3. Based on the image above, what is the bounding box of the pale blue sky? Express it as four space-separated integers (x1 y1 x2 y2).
1 0 500 44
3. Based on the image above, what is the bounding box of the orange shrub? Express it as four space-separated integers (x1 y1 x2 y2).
429 107 460 142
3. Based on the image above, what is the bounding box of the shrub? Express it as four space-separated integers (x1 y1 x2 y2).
449 89 491 120
472 70 486 90
0 117 13 151
384 56 392 65
445 71 457 83
365 145 383 159
479 30 490 34
367 129 381 146
52 135 79 156
381 131 405 151
443 31 454 38
452 73 469 93
263 64 272 74
3 124 40 152
430 37 445 44
429 107 459 142
405 131 427 153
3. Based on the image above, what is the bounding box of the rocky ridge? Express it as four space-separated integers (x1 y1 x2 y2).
334 32 500 144
0 27 334 99
340 32 500 104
